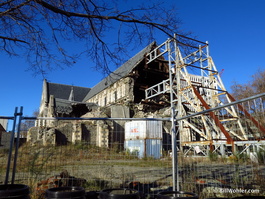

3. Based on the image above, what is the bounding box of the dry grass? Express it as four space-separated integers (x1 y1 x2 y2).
1 143 265 199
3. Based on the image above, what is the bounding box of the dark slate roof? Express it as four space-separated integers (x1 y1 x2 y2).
54 98 97 114
82 41 156 102
47 83 91 102
54 98 73 114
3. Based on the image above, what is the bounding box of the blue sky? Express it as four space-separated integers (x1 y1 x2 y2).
1 0 265 119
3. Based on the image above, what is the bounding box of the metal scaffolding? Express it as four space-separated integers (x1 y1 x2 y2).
144 34 265 191
145 34 265 145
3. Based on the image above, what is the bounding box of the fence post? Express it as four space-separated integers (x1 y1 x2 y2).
5 107 18 185
12 106 23 184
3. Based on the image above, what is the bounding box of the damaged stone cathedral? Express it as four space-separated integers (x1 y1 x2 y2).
26 35 265 158
28 42 172 147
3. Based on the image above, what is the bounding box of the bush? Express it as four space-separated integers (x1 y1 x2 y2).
232 152 249 163
208 151 218 161
257 150 265 164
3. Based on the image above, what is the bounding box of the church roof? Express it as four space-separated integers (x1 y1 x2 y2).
47 82 91 102
82 41 156 102
41 41 156 108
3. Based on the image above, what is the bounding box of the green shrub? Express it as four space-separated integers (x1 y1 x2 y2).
232 152 249 163
256 150 265 164
208 151 218 161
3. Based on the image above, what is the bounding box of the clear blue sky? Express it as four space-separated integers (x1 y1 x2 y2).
1 0 265 118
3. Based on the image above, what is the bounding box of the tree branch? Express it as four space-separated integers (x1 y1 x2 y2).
0 0 184 75
35 0 173 37
0 35 29 44
0 0 32 17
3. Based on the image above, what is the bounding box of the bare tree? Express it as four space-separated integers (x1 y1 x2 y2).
251 68 265 94
230 82 255 100
230 69 265 127
0 0 184 76
231 68 265 100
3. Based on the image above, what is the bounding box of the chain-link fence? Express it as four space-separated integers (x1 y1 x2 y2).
0 94 265 199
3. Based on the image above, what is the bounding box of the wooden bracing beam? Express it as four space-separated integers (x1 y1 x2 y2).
227 93 265 137
192 86 234 144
